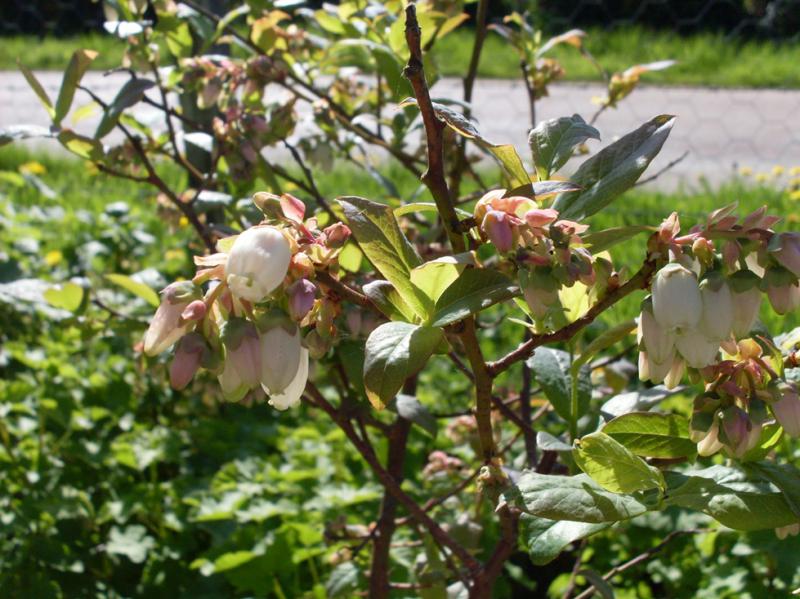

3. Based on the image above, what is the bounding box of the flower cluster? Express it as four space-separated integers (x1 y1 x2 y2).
636 207 800 454
142 192 351 410
474 189 605 323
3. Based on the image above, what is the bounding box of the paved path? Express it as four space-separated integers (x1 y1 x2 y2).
3 71 800 189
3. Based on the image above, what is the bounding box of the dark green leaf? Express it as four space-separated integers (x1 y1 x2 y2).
746 461 800 519
391 394 437 438
362 280 418 322
521 514 610 565
96 78 156 139
529 114 600 180
578 569 616 599
582 225 656 254
529 348 591 423
507 471 650 523
603 412 697 459
363 322 444 409
552 115 676 220
430 268 518 327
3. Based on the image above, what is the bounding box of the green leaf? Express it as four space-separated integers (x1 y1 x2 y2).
393 202 472 219
43 282 84 312
573 432 665 494
362 280 417 322
390 394 437 438
96 78 156 139
664 465 799 530
57 130 104 161
507 471 651 523
529 348 591 423
18 62 55 118
521 514 610 565
326 563 361 598
54 49 99 125
578 569 616 599
338 196 431 319
363 322 444 409
529 114 600 180
582 225 656 254
552 115 676 220
410 253 475 304
430 268 518 327
105 274 160 307
213 550 258 573
745 461 800 519
603 412 697 459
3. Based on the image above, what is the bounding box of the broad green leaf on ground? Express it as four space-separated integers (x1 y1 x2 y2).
529 348 591 423
529 114 600 180
573 432 665 494
411 253 475 304
664 465 798 530
507 471 650 523
603 412 696 459
96 78 156 139
57 130 104 161
18 62 55 118
582 225 656 254
54 49 99 125
552 115 676 220
430 267 518 327
362 280 418 322
390 394 437 438
400 99 530 189
43 282 84 312
363 322 444 409
521 514 610 565
105 274 160 307
338 196 431 319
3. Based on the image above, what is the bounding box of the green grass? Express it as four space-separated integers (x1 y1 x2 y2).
2 25 800 88
436 26 800 88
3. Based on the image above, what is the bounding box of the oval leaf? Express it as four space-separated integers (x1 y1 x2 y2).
573 432 665 494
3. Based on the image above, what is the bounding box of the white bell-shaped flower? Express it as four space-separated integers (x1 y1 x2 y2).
638 349 674 384
675 329 720 369
699 276 733 341
225 226 291 303
651 263 702 331
260 322 302 395
639 300 675 364
264 348 309 411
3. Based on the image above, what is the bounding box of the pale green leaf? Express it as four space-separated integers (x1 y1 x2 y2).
573 432 665 494
54 49 99 125
430 268 518 327
602 412 696 459
105 274 160 307
43 282 84 312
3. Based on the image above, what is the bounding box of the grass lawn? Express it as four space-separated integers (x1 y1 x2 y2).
2 26 800 88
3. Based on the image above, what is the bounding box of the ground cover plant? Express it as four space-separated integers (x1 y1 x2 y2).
2 1 800 597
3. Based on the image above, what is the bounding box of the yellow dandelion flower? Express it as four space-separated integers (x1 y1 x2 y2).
44 250 63 266
739 166 753 177
755 173 769 183
19 161 46 175
773 165 785 176
789 189 800 202
790 166 800 176
179 216 189 227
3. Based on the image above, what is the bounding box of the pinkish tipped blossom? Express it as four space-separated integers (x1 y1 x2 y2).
658 212 680 243
482 210 516 253
143 281 201 356
524 208 559 228
221 317 262 389
280 193 306 223
287 279 317 322
169 333 207 390
323 222 351 248
767 281 800 314
772 232 800 278
181 299 207 322
773 385 800 437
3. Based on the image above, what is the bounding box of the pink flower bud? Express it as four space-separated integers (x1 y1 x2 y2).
259 320 302 394
772 232 800 278
767 281 800 315
287 279 317 321
263 348 309 411
658 212 680 242
772 385 800 437
221 318 261 388
143 281 201 356
482 210 516 253
169 333 207 390
324 222 351 248
181 299 207 322
721 407 756 458
225 226 291 303
524 208 559 229
280 193 306 223
651 263 702 331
